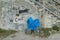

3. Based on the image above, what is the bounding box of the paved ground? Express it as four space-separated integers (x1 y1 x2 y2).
3 31 40 40
47 33 60 40
3 31 60 40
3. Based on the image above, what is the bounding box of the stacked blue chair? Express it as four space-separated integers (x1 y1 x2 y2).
27 17 40 31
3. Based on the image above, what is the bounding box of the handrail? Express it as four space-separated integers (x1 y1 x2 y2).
45 8 60 19
34 1 60 19
45 1 60 12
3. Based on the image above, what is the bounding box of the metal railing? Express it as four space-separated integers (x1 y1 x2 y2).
34 0 60 19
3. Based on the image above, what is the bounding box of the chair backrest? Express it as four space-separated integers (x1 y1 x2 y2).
27 17 40 31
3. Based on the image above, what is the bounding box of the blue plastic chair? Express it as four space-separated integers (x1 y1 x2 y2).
27 17 40 31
